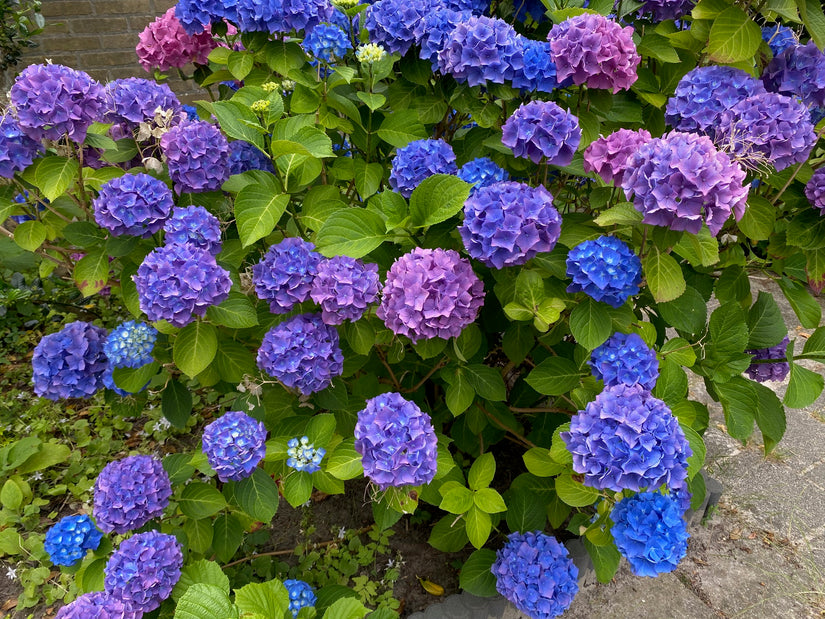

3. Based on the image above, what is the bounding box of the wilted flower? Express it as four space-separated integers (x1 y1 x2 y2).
136 7 219 71
438 16 523 87
589 332 659 390
389 138 457 198
163 206 223 255
104 321 157 369
160 120 230 193
286 436 326 473
457 157 509 194
32 321 109 401
310 256 380 324
93 173 175 238
762 41 825 110
0 115 42 179
202 411 267 482
284 579 317 618
252 237 322 314
93 455 172 534
583 129 652 186
44 515 102 567
55 592 140 619
745 336 790 382
104 78 181 128
806 167 825 213
566 236 642 308
502 100 581 166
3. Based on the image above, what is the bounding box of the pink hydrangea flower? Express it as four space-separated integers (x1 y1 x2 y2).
136 8 224 72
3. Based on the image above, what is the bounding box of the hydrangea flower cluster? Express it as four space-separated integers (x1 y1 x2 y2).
160 120 230 193
415 8 473 69
354 393 438 489
762 42 825 110
491 531 579 619
583 129 652 186
136 7 219 71
762 24 797 58
745 336 790 382
566 236 642 308
44 515 102 567
806 167 825 213
303 23 351 62
457 157 510 194
377 248 485 342
512 39 558 93
93 174 175 238
589 332 659 390
228 140 275 176
547 14 640 93
163 206 222 255
104 78 181 128
174 0 225 34
257 313 344 395
135 243 231 327
610 492 689 577
460 181 561 269
639 0 693 21
55 592 140 619
202 411 267 481
93 455 172 534
104 531 182 614
252 238 322 313
310 256 380 324
233 0 334 34
438 16 523 87
32 321 109 401
389 138 457 198
104 321 157 369
0 115 42 179
364 0 432 55
284 579 317 618
622 131 749 236
561 383 691 492
286 436 326 473
502 101 581 165
10 63 106 142
356 43 387 63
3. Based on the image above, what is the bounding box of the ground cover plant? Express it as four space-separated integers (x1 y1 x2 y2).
2 0 825 616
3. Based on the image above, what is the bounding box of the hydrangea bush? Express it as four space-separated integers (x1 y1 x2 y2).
4 0 825 616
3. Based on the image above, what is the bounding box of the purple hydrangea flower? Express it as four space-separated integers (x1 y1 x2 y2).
93 455 172 534
460 181 561 269
135 244 231 327
491 531 579 619
377 247 485 343
283 0 336 33
762 24 797 58
93 174 174 238
415 8 473 69
252 238 322 314
32 321 109 400
639 0 693 21
10 63 106 142
303 23 352 62
583 129 652 186
228 140 275 176
160 120 230 193
284 579 317 618
257 313 344 394
666 66 767 134
163 206 222 255
547 14 640 93
44 515 103 567
104 320 157 369
389 138 458 198
502 101 581 166
438 16 524 87
561 384 692 492
104 78 181 128
589 332 659 390
55 592 140 619
365 0 434 55
104 531 182 614
286 436 326 473
354 392 438 489
762 42 825 110
0 115 42 179
511 38 558 93
566 236 642 308
174 0 226 34
622 131 749 236
457 157 510 194
745 336 790 382
611 492 689 577
202 411 267 482
310 256 380 324
806 167 825 213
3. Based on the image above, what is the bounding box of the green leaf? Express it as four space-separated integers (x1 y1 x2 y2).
345 320 374 356
376 111 428 148
702 302 751 380
428 515 469 552
473 487 506 513
73 248 110 296
356 91 386 111
681 425 706 479
179 481 226 520
555 474 600 507
263 40 307 76
206 293 259 328
643 247 686 303
439 481 474 514
658 287 707 335
13 220 47 252
183 517 213 554
707 7 762 63
569 297 612 350
162 379 193 429
715 376 757 441
526 357 582 395
306 413 337 447
326 439 363 480
63 221 105 248
785 362 824 408
233 468 279 522
798 0 825 49
652 358 688 406
213 101 265 149
659 337 697 367
1 480 23 511
315 209 387 258
468 452 496 490
594 202 643 227
506 489 547 533
214 341 257 384
352 159 383 199
638 33 681 62
672 226 719 267
164 453 195 485
778 277 821 329
235 580 290 618
584 538 621 584
747 291 786 348
322 597 370 619
803 327 825 356
111 361 159 393
523 448 565 477
15 442 70 475
34 156 79 201
409 174 471 228
458 549 498 597
463 364 506 402
173 560 230 603
235 186 289 247
373 497 404 531
446 370 475 416
228 51 254 80
174 584 238 619
212 514 244 562
739 196 776 241
751 382 787 454
174 322 218 378
464 505 492 548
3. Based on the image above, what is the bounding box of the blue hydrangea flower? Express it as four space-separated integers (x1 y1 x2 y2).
0 115 42 179
457 157 509 194
234 0 334 33
252 238 322 314
160 120 230 193
566 236 642 308
257 313 344 395
354 392 438 489
589 332 659 390
104 531 182 614
44 515 103 567
104 321 157 369
502 100 581 166
163 206 223 255
93 455 172 534
202 411 267 482
309 256 380 325
806 166 825 213
32 321 109 401
763 42 825 110
762 24 797 58
284 580 317 618
93 174 174 238
365 0 435 55
303 23 352 62
611 492 689 577
55 591 140 619
438 16 523 87
460 181 561 269
227 140 274 176
182 104 199 121
175 0 226 34
511 38 558 93
491 531 578 618
745 336 790 382
286 436 326 473
561 384 691 492
104 78 181 128
389 138 457 198
415 8 473 70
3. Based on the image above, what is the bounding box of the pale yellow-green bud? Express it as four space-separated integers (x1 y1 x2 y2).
332 0 359 6
262 81 280 93
356 43 386 64
251 99 271 113
280 79 296 91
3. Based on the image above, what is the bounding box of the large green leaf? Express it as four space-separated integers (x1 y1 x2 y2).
234 186 289 247
715 376 757 441
174 584 238 619
569 297 612 350
179 482 226 520
409 174 471 228
707 7 762 63
643 247 686 303
584 538 621 584
739 195 776 241
798 0 825 49
206 293 258 328
505 489 547 532
73 249 110 296
315 209 387 258
112 362 159 393
784 362 824 409
13 220 47 252
174 322 218 378
463 364 506 402
233 468 279 523
458 549 497 597
778 277 821 329
212 514 244 563
33 156 79 201
468 452 496 490
212 101 265 148
235 580 290 619
464 505 492 548
526 357 582 395
172 560 230 603
555 474 599 507
376 111 428 148
658 287 707 334
751 381 787 454
747 291 786 349
326 439 364 480
352 159 383 199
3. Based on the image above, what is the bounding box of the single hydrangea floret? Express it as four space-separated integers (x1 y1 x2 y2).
583 129 652 186
566 236 642 308
310 256 380 324
502 100 581 166
163 206 223 255
160 120 230 193
44 515 102 567
104 320 157 369
32 321 109 401
389 138 458 198
589 332 659 390
252 237 322 314
202 411 267 482
55 592 140 619
93 455 172 534
0 115 43 179
284 579 317 618
286 436 326 473
93 173 175 238
745 336 790 382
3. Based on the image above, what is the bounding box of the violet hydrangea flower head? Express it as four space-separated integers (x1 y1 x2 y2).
104 531 182 614
134 244 232 327
460 181 561 269
44 514 102 567
389 138 458 198
303 23 352 62
282 0 336 33
583 128 652 186
566 236 642 308
457 157 510 194
415 8 473 70
365 0 434 55
257 313 344 395
745 336 790 382
502 100 581 166
762 41 825 110
491 531 578 619
136 8 218 72
93 455 172 534
547 14 640 93
762 24 797 58
310 256 380 324
354 392 438 489
286 436 326 473
104 78 181 128
437 16 524 87
621 131 749 236
104 320 157 369
93 174 175 238
252 237 322 313
0 115 42 179
284 580 317 618
55 592 140 619
806 167 825 213
174 0 226 34
377 247 485 343
511 38 558 93
160 120 230 193
163 206 222 255
638 0 693 21
32 321 109 401
589 332 659 390
228 140 275 176
610 492 689 577
202 411 267 482
561 383 692 492
10 63 106 143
